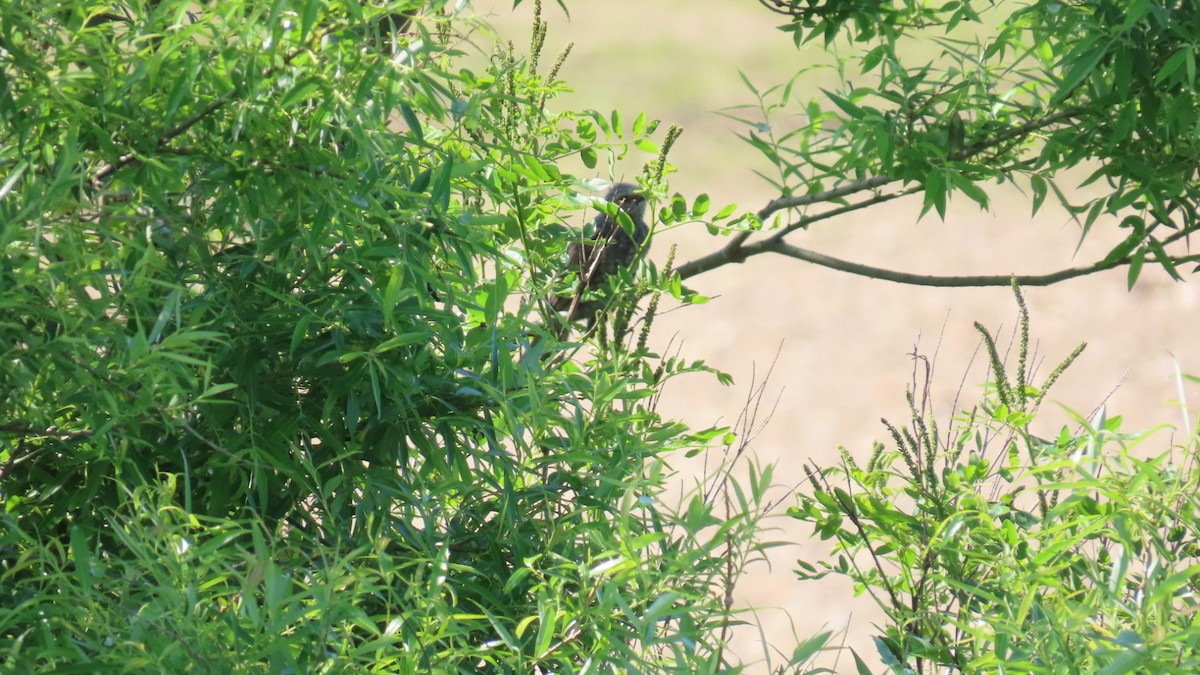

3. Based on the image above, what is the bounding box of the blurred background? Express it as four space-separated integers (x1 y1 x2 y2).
481 1 1200 670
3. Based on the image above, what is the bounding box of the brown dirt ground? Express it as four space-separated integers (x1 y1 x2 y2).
482 2 1200 671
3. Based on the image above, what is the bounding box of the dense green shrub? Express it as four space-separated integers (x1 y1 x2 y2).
0 1 766 671
7 0 1200 672
791 286 1200 673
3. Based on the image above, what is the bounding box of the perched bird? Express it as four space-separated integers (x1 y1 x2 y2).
550 183 649 322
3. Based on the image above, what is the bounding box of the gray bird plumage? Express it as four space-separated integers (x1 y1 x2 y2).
550 183 649 318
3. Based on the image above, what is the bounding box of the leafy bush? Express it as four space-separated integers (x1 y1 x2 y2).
0 1 769 671
7 0 1200 672
791 285 1200 673
686 0 1200 288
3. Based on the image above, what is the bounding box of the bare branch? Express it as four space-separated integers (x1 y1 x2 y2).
674 210 1159 288
756 175 895 222
771 185 923 240
765 242 1120 286
769 243 1200 287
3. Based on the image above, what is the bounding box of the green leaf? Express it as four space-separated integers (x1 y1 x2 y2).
400 102 424 143
279 77 322 109
737 69 761 96
1112 46 1133 98
1145 237 1181 281
950 172 989 210
197 383 239 400
375 333 428 353
70 526 94 589
670 195 687 219
1155 49 1190 85
821 88 866 118
1052 43 1108 105
922 170 947 219
300 0 320 42
1127 247 1146 289
577 118 596 143
860 45 887 74
0 161 27 201
632 111 647 136
432 156 453 212
289 313 315 358
1102 229 1142 265
634 138 658 153
1030 174 1048 214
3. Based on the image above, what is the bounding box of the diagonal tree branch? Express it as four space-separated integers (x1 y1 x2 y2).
767 243 1124 287
755 175 896 223
674 107 1093 286
676 185 919 279
687 234 1200 287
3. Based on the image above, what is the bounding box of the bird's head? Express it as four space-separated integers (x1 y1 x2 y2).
606 182 647 220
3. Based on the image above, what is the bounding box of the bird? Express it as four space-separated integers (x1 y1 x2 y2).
549 183 649 323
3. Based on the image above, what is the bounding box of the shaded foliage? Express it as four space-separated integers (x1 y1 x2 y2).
0 1 767 671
